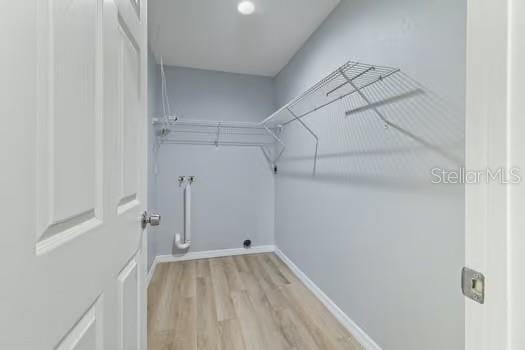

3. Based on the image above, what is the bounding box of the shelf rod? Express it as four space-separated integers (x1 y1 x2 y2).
167 129 268 136
161 140 274 147
164 119 269 130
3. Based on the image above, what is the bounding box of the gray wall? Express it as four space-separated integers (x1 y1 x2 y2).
152 67 276 257
273 0 466 350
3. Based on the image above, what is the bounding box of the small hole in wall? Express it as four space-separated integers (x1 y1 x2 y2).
243 239 252 248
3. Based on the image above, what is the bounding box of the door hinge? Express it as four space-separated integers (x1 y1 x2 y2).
462 267 485 304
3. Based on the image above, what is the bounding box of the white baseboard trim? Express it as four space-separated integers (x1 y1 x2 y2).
146 245 275 286
146 261 157 287
274 248 382 350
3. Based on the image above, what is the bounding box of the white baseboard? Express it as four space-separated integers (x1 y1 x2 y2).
274 248 382 350
146 261 157 287
146 245 275 286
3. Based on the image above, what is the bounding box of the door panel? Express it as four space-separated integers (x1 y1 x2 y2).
118 257 140 350
0 0 148 348
51 0 99 221
36 0 103 254
118 16 141 214
56 298 104 350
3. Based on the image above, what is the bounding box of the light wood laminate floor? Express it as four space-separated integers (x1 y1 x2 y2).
148 253 362 350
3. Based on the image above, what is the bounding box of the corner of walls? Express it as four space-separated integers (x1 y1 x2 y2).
150 66 277 261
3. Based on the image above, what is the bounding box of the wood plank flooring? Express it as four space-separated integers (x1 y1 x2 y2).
148 253 363 350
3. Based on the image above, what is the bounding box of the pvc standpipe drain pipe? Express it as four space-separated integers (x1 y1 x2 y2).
175 179 192 250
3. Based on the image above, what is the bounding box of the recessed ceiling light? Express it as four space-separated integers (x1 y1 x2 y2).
238 1 255 15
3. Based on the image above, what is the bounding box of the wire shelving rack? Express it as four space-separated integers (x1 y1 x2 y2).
155 61 405 174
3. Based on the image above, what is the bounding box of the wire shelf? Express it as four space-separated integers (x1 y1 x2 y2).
156 118 278 148
261 61 399 128
154 60 404 173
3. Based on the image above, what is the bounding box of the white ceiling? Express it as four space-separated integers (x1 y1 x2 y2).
149 0 340 77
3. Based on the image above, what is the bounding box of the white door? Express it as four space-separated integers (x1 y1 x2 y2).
0 0 148 349
465 0 524 349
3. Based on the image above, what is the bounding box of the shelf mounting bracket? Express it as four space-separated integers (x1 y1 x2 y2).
287 108 319 176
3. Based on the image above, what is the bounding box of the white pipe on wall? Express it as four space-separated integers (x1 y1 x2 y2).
184 181 191 243
175 179 192 250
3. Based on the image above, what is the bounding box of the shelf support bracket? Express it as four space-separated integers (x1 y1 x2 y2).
340 69 459 163
260 146 274 171
215 122 222 148
263 126 286 164
287 108 319 176
340 69 391 129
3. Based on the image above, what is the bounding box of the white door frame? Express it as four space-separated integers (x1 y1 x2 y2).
507 2 525 348
140 0 149 348
465 0 524 349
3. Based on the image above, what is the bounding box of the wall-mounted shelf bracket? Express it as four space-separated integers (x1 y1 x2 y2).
286 108 319 176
